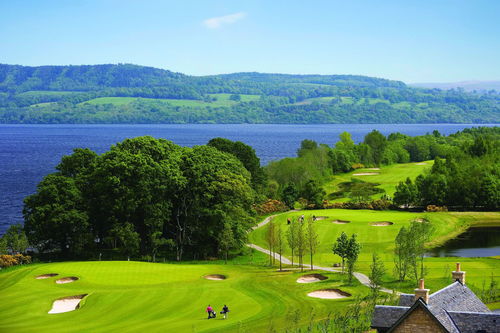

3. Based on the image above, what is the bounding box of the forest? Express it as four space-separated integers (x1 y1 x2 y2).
0 63 499 123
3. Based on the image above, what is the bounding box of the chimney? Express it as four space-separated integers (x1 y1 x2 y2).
452 262 465 284
414 279 430 304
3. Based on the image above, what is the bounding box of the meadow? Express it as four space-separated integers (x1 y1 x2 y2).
78 93 261 108
0 256 367 333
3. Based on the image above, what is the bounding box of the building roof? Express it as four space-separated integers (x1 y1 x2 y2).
398 293 414 307
371 281 499 333
372 306 409 329
447 311 500 333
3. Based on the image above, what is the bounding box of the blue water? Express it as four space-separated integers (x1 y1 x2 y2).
0 123 496 235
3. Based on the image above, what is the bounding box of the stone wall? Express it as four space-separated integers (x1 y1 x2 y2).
392 307 446 333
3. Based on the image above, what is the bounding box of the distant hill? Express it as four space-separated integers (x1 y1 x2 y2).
0 64 498 124
410 80 500 92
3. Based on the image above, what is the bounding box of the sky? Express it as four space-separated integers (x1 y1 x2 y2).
0 0 499 83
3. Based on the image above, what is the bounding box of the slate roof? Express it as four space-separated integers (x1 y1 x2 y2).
372 306 409 329
371 281 496 332
447 311 500 333
398 293 414 307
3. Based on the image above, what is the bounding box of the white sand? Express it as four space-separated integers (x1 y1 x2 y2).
307 289 350 299
36 274 58 279
415 162 428 165
365 168 381 170
315 216 328 221
297 274 328 283
48 295 86 314
204 274 226 280
332 220 350 224
353 172 379 176
371 221 393 226
56 277 78 284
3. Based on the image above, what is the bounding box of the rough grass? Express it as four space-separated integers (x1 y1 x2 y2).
0 257 366 333
79 94 260 108
248 209 500 295
323 161 434 201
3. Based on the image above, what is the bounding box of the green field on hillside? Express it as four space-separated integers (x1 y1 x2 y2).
324 161 434 201
248 209 500 295
0 259 366 333
79 94 260 108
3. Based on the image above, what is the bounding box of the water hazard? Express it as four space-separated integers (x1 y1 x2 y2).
427 226 500 257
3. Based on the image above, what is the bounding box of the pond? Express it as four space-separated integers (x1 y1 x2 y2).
427 226 500 257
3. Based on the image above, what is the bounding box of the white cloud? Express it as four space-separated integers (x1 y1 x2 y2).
203 12 246 29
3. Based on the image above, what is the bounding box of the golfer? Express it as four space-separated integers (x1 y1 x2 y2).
221 304 230 319
206 305 214 319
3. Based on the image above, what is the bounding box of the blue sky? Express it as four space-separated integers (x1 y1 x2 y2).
0 0 499 83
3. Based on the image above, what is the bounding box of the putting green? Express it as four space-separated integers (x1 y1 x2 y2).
0 261 365 333
248 209 500 295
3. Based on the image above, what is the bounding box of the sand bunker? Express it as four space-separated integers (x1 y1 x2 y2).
315 216 328 221
415 162 428 165
307 289 351 299
297 274 328 283
414 218 429 223
353 172 379 176
365 168 381 170
56 277 79 284
371 221 394 226
332 219 350 224
35 274 58 279
204 274 226 280
48 294 87 314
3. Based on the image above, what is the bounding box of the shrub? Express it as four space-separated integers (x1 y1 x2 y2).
0 254 31 268
351 163 365 169
426 205 448 212
254 199 288 215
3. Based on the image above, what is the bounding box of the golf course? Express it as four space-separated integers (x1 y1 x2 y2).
249 209 500 296
0 258 367 333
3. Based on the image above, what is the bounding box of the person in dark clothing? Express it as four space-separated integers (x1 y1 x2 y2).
221 304 230 319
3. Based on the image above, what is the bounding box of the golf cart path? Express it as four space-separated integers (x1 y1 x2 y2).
247 212 396 294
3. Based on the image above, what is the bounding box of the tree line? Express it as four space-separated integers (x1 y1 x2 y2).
266 127 500 210
20 136 267 260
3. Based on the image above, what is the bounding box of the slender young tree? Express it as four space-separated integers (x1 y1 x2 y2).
369 253 386 298
286 219 298 266
332 231 349 273
266 221 276 266
346 234 361 283
275 225 286 271
296 221 306 272
306 218 319 270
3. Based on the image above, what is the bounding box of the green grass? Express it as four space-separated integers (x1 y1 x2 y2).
323 161 434 201
0 257 367 333
248 209 500 295
79 94 261 108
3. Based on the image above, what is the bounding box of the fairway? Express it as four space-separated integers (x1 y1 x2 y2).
248 209 500 296
0 261 366 333
323 161 434 201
